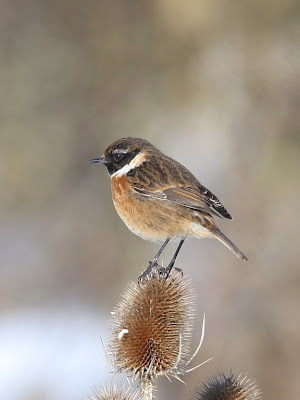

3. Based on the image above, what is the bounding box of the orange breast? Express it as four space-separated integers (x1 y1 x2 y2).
110 174 195 242
111 174 131 202
111 174 142 235
111 174 167 241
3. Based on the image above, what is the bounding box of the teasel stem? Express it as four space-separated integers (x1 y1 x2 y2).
141 378 154 400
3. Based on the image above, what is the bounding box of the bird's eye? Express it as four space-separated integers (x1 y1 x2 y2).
113 153 123 162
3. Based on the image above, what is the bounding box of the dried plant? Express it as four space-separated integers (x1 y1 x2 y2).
195 372 261 400
85 268 261 400
106 269 196 394
86 385 139 400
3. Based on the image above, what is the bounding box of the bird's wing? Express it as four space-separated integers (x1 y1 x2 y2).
129 157 231 219
133 185 232 219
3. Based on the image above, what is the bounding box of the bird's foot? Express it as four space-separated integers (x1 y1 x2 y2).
138 260 166 285
138 260 183 284
165 262 183 278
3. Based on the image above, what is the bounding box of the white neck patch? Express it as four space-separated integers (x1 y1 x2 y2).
111 152 147 179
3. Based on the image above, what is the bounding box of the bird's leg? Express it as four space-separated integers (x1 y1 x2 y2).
149 238 170 268
165 238 185 276
138 238 170 282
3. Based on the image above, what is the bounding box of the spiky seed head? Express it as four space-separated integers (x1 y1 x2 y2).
86 385 139 400
107 271 195 381
195 372 261 400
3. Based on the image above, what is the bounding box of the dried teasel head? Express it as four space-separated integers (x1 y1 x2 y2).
106 270 196 382
86 385 139 400
195 372 261 400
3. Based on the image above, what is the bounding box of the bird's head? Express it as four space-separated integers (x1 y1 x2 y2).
90 137 155 177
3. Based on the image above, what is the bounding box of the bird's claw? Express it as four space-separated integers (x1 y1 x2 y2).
138 260 166 284
138 260 183 284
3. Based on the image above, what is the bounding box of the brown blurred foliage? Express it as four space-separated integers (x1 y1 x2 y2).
0 0 299 399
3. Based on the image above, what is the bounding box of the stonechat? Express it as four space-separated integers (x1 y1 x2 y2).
91 137 248 276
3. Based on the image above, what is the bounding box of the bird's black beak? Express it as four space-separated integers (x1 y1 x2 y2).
90 156 108 164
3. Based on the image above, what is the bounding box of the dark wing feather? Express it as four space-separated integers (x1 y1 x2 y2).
197 186 232 219
133 186 232 219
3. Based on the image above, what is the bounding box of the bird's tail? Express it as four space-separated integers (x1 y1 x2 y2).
213 228 249 262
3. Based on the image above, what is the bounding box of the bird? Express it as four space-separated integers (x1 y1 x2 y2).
90 137 248 277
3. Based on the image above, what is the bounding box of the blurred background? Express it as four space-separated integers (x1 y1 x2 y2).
0 0 299 399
